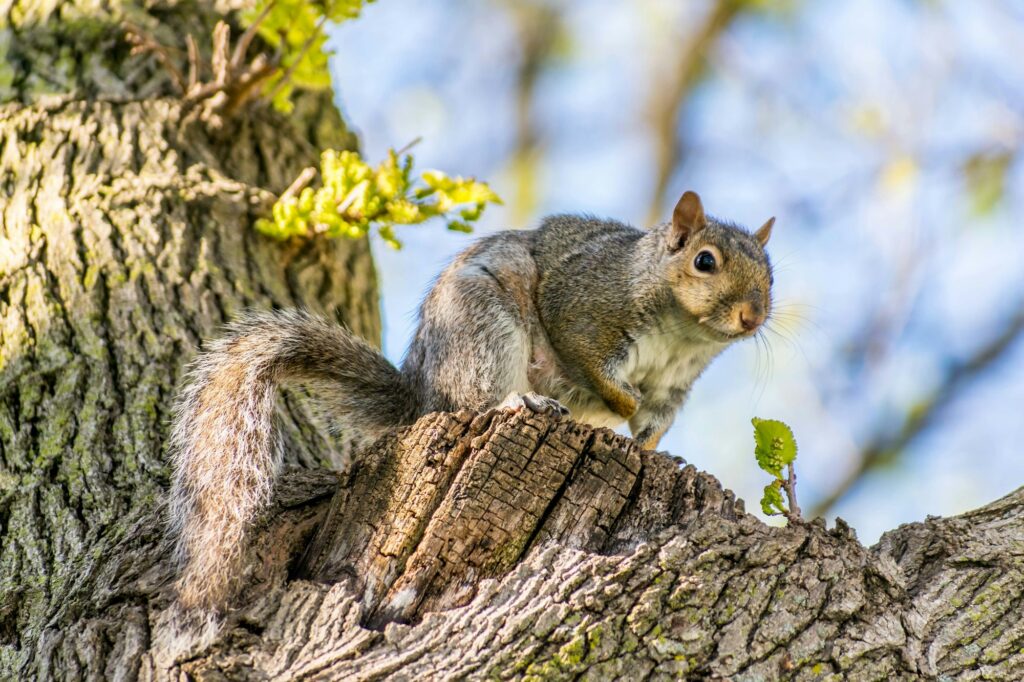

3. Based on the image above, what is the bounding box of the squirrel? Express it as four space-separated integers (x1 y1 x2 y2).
167 190 775 610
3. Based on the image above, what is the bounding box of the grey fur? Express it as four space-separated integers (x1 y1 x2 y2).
167 310 417 609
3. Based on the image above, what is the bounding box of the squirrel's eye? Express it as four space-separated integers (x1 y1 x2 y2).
694 251 716 273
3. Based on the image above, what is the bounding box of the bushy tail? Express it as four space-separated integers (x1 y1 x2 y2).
167 309 416 610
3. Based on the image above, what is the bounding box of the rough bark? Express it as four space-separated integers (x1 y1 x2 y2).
1 2 378 677
13 403 1015 680
128 409 1015 681
4 4 1024 682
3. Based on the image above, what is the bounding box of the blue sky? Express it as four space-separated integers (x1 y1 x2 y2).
327 0 1024 542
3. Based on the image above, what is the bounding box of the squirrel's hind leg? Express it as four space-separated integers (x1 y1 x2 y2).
414 266 536 412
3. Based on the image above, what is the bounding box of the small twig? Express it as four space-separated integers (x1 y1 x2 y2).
125 23 187 92
266 16 327 104
231 0 277 72
336 182 366 217
281 167 318 200
186 34 200 91
394 136 423 157
128 9 314 122
211 21 231 86
221 56 281 116
783 463 801 523
185 80 228 104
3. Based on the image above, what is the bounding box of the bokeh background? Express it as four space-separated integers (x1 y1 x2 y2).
326 0 1024 543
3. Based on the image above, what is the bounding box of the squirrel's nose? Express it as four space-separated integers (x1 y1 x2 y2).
738 303 765 332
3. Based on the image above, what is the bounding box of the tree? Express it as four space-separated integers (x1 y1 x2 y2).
2 3 1022 680
0 1 379 675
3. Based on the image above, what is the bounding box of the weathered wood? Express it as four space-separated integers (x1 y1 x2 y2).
142 410 1021 680
298 409 740 629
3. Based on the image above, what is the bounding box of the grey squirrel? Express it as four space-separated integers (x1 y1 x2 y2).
168 190 775 610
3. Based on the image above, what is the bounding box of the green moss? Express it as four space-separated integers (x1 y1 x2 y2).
512 656 532 674
489 537 530 571
0 59 14 100
523 640 580 678
523 622 609 679
0 469 17 494
560 634 586 665
37 391 74 462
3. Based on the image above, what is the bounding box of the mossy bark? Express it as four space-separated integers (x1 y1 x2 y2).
4 3 1024 681
0 2 379 677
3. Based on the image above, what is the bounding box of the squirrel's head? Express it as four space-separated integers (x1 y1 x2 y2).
664 191 774 342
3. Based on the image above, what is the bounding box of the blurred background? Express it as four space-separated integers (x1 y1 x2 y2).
326 0 1024 543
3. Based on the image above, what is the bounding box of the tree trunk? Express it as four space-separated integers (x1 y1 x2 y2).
0 3 379 677
4 5 1024 682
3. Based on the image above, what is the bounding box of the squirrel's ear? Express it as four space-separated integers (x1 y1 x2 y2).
670 191 706 251
754 217 775 247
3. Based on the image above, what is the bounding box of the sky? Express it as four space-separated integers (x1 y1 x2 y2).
326 0 1024 543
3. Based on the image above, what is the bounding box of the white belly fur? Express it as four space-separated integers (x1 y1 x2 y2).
620 328 724 407
529 320 725 431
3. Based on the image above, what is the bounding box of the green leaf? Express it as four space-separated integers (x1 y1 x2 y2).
751 417 797 478
760 481 787 516
446 220 473 233
444 179 503 205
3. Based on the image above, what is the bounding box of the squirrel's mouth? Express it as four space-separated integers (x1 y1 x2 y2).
696 318 751 342
697 306 768 340
699 326 742 342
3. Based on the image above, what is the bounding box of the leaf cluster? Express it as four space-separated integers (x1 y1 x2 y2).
255 149 503 247
242 0 373 112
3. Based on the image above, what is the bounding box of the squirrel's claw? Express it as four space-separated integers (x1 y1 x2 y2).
500 392 570 420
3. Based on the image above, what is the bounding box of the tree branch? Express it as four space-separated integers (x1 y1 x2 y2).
503 1 562 226
811 302 1024 518
146 411 1024 678
230 0 276 72
644 0 745 225
783 461 802 523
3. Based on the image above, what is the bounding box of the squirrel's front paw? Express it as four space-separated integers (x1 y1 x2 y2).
500 392 570 419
